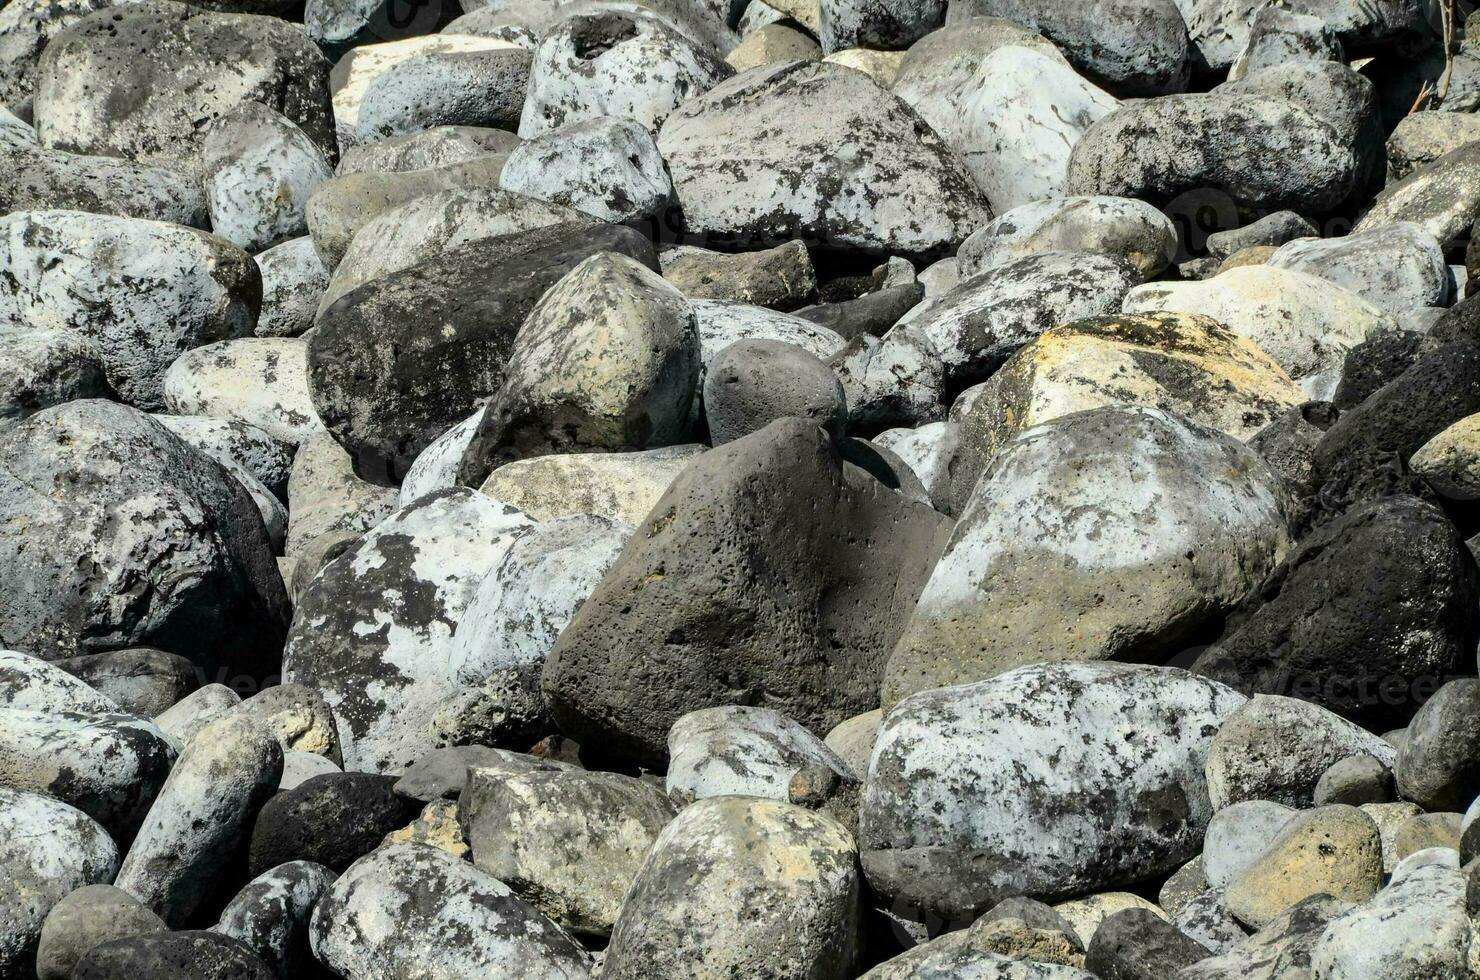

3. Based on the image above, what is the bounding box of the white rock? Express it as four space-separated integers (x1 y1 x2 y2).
500 115 673 223
666 705 856 804
162 337 325 446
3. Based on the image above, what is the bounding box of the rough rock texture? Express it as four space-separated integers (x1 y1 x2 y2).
34 885 166 980
72 931 275 980
499 116 675 224
200 103 333 254
886 406 1290 702
957 196 1176 280
215 861 338 980
163 338 323 447
249 773 416 875
543 418 951 766
0 143 207 227
657 60 990 258
860 662 1246 918
0 328 107 426
479 444 705 525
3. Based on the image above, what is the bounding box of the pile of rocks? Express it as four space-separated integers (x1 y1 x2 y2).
4 0 1480 976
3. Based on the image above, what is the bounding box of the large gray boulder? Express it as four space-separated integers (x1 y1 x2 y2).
499 116 675 224
34 1 333 178
543 418 952 766
0 143 206 227
200 103 333 254
956 196 1177 280
658 60 990 258
1266 223 1448 316
886 405 1290 703
0 400 289 680
162 338 323 447
354 46 531 145
0 327 107 427
0 210 259 410
282 489 536 773
861 662 1246 920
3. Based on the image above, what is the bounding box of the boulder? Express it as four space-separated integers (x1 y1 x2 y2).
1192 496 1478 730
308 842 593 979
1203 800 1297 891
1412 413 1480 500
702 338 846 446
34 885 167 980
0 648 117 714
0 143 207 227
334 124 519 176
957 196 1176 280
1311 860 1472 979
154 684 241 748
249 773 417 875
0 327 108 426
1178 894 1352 980
34 1 333 178
1084 908 1210 979
886 406 1290 702
543 418 950 766
152 415 292 501
395 745 571 803
72 931 275 980
237 683 342 763
602 797 860 979
253 238 327 338
660 240 817 310
1355 134 1480 248
354 46 530 145
657 60 989 258
1313 753 1394 807
284 432 396 557
499 116 674 224
478 444 706 525
282 489 535 772
1222 805 1382 929
1266 223 1448 316
666 704 857 805
818 0 943 52
0 401 288 680
0 210 259 410
399 408 486 508
860 662 1245 919
163 338 324 447
55 648 197 717
201 103 333 255
828 325 947 433
1397 678 1480 813
215 861 338 980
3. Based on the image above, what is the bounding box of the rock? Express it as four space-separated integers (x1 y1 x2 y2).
951 312 1304 494
282 489 535 772
947 0 1189 96
1266 223 1448 316
1386 112 1480 181
911 251 1140 386
886 406 1290 700
661 241 817 310
1158 859 1208 917
1084 908 1210 979
1412 413 1480 500
249 773 417 875
284 432 396 558
1206 211 1319 260
860 935 1093 978
0 401 288 680
795 280 923 342
154 684 242 748
823 709 881 782
1193 497 1478 730
823 46 907 83
520 9 732 138
827 325 946 433
308 842 592 979
0 327 108 426
1364 801 1425 873
279 752 341 791
35 1 333 178
355 46 530 145
479 444 705 525
334 124 519 176
1392 812 1462 860
442 514 630 746
237 684 341 764
1331 327 1425 412
310 223 658 482
322 188 585 311
461 767 676 935
0 143 208 227
1203 801 1297 892
215 861 338 980
115 713 281 924
56 648 198 717
72 931 274 979
1223 805 1382 929
1227 8 1341 81
399 408 486 508
1313 754 1394 807
1355 139 1480 248
0 210 259 410
1205 695 1398 810
666 705 856 805
1065 94 1359 218
0 648 118 714
1397 678 1480 812
383 798 467 857
702 338 846 445
201 104 332 256
602 797 860 979
1052 894 1167 949
861 662 1246 919
1310 860 1471 979
0 789 119 979
657 60 989 258
34 885 167 980
1123 267 1397 398
152 415 292 501
1177 894 1353 980
957 196 1176 280
253 238 327 339
694 297 847 367
818 0 943 52
163 338 324 447
542 418 950 766
1174 890 1245 956
1246 402 1336 498
726 22 821 71
458 251 699 477
500 115 674 224
396 745 571 803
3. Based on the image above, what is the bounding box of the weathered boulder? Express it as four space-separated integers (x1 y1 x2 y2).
254 238 326 339
666 704 857 805
215 861 338 980
34 885 167 980
478 444 705 525
1266 222 1448 316
499 116 674 224
163 338 323 447
200 103 333 254
0 328 107 426
957 196 1176 280
0 143 207 227
354 45 531 145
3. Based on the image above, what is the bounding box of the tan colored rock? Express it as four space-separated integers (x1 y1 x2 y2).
1217 244 1277 274
285 432 397 558
727 23 822 71
1052 893 1165 949
1392 811 1462 861
823 48 907 86
1362 801 1425 873
661 241 818 310
972 917 1086 968
1412 413 1480 500
238 684 342 765
956 311 1305 473
769 0 821 33
479 445 704 525
1224 805 1382 929
383 799 469 858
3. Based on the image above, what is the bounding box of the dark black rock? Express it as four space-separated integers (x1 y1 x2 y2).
1332 329 1425 411
216 860 339 980
1248 401 1338 499
1084 908 1210 979
73 931 274 980
1193 495 1479 730
542 417 952 766
793 282 924 341
248 773 419 876
702 338 848 446
56 648 199 716
309 222 659 484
